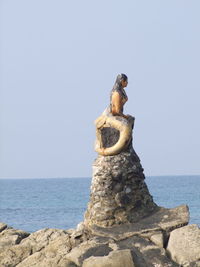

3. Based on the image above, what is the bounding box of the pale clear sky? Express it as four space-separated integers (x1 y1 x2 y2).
0 0 200 178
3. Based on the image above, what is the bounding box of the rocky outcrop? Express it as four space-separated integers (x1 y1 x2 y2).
87 205 189 241
0 115 198 266
0 226 29 254
167 224 200 266
0 228 68 267
0 205 192 266
16 235 73 267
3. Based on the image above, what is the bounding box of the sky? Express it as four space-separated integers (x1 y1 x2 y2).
0 0 200 178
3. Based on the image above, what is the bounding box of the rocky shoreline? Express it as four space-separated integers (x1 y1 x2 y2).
1 113 200 266
0 205 200 266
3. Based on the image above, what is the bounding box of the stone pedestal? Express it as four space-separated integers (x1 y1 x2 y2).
84 116 157 227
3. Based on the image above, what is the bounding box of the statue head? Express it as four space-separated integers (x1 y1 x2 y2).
113 74 128 91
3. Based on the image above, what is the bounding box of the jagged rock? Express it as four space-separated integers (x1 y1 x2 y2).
69 225 90 248
66 228 76 235
149 231 164 248
118 235 178 266
65 239 112 266
16 235 72 267
0 228 29 253
0 223 7 233
87 205 189 241
0 228 68 267
20 228 67 252
82 249 135 267
167 224 200 266
0 245 32 267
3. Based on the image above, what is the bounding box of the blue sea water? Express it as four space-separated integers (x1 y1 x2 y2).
0 176 199 233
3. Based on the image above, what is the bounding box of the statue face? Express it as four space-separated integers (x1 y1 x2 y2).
121 80 128 88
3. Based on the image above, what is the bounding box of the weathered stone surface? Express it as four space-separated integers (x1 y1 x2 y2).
20 228 67 253
0 228 68 267
0 245 32 267
16 235 72 267
189 261 200 267
101 127 120 148
69 225 90 248
57 260 78 267
0 228 29 253
149 231 164 248
87 205 189 241
84 146 157 227
82 249 135 267
167 224 200 266
65 239 112 266
0 222 7 233
118 235 178 267
0 200 191 267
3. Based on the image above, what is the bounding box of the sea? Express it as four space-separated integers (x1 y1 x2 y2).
0 176 199 233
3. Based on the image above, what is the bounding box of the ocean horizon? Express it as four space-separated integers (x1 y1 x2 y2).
0 175 199 233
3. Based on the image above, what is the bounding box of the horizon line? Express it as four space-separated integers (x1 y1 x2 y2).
0 174 200 180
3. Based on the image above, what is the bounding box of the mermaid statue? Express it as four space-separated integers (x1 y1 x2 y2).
95 74 135 156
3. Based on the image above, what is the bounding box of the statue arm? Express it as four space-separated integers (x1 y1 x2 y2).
111 92 127 118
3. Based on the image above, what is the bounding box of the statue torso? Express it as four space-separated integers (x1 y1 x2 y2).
110 88 128 113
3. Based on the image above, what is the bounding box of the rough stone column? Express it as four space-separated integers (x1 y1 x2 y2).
84 115 157 228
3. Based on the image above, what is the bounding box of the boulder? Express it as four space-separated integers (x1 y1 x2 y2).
65 239 112 266
0 228 68 267
167 224 200 266
82 249 135 267
118 235 178 267
16 235 72 267
19 228 67 253
0 228 29 253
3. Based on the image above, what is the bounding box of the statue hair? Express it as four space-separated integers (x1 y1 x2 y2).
112 73 128 92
